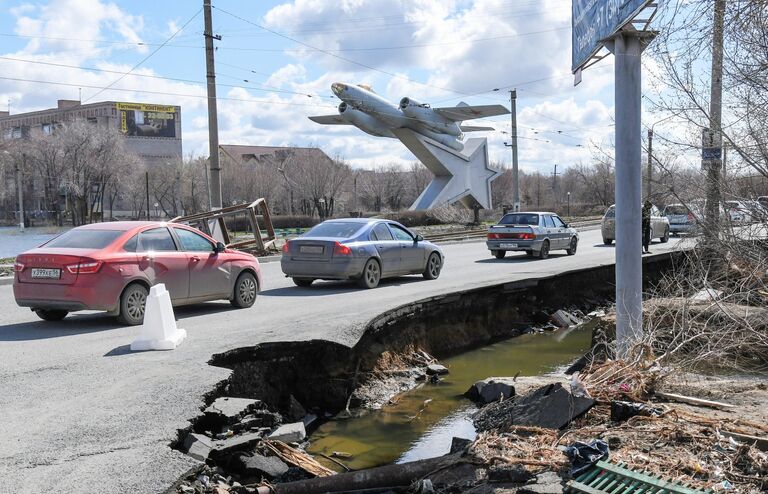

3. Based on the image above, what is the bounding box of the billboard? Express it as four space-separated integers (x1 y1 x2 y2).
117 102 177 138
572 0 653 72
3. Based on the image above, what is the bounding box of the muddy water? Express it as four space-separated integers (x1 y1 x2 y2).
307 328 592 471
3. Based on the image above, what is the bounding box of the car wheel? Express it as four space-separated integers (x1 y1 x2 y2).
538 240 550 259
358 258 381 289
34 309 68 322
660 226 669 243
231 271 258 308
493 250 506 259
603 238 613 245
293 277 313 287
566 237 578 255
423 252 442 280
117 283 148 326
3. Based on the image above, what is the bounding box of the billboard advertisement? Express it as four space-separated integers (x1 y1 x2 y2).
117 102 177 138
572 0 653 72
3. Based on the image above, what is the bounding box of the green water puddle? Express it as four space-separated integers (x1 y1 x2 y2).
307 328 592 471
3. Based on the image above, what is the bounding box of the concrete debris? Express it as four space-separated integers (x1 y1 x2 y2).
518 472 564 494
210 431 265 462
465 377 516 404
285 395 307 422
426 364 449 375
205 397 263 426
184 433 216 462
268 422 306 443
474 382 595 432
233 452 289 479
488 463 534 483
550 309 583 328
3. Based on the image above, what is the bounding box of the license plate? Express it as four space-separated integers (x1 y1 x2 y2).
300 245 324 254
31 268 61 279
499 243 518 249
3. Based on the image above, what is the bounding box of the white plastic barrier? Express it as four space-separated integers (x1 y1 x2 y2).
130 284 187 351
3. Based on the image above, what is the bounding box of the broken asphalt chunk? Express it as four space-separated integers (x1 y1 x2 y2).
268 422 307 443
465 377 516 404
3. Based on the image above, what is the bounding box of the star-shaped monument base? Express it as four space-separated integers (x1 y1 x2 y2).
393 129 500 210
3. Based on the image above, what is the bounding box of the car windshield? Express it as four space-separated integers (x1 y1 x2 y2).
305 222 365 238
604 207 615 218
499 213 539 225
43 229 123 249
665 205 688 215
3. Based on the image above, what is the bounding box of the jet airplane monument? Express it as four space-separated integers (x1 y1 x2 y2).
310 83 509 210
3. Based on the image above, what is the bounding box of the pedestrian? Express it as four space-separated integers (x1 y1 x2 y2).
642 200 652 253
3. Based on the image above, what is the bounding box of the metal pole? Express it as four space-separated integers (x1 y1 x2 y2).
567 192 571 218
145 171 150 220
646 129 653 199
509 89 520 211
16 161 24 232
204 0 222 209
609 31 645 357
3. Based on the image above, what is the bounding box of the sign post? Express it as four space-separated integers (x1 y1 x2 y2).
572 0 658 358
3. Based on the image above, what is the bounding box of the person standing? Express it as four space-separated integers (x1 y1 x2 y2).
642 200 652 253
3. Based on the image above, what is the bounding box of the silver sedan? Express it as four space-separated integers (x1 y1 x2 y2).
280 218 444 288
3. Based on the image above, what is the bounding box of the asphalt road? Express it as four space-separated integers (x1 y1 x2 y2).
0 229 687 493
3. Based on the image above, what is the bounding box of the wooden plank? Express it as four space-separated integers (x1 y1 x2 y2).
655 391 735 410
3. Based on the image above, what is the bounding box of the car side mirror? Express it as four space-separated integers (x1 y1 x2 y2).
563 223 569 228
415 234 424 242
214 241 226 253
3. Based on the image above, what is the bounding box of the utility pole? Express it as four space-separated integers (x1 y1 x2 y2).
509 89 520 211
16 160 24 232
646 129 653 199
551 164 560 205
536 174 541 208
204 0 222 209
145 171 150 220
702 0 725 258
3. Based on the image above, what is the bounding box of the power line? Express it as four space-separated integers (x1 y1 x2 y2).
83 8 202 103
0 76 338 109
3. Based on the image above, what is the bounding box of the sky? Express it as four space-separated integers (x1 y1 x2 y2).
0 0 667 173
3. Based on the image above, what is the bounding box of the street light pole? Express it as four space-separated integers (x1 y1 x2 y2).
567 191 571 218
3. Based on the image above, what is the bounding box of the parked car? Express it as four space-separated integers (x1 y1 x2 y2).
13 221 262 325
280 218 443 289
485 211 578 259
663 203 698 235
724 200 753 223
601 204 669 245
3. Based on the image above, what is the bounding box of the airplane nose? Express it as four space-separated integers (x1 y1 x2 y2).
331 83 347 96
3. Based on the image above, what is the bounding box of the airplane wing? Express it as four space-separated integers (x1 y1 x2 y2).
308 115 350 125
460 125 495 132
433 103 510 122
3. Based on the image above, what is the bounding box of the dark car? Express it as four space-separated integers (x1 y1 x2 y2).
14 221 262 325
280 218 444 288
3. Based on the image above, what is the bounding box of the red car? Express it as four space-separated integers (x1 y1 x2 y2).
13 221 262 325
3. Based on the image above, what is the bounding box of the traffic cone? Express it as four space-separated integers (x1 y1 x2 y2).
130 283 187 351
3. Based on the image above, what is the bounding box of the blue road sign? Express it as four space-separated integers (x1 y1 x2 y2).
572 0 653 72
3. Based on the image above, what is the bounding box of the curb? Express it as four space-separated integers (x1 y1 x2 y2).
0 276 13 286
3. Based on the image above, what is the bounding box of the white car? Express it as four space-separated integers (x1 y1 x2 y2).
601 204 670 245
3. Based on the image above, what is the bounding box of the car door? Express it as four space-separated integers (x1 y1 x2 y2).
370 223 401 276
390 223 423 273
551 215 569 248
136 227 190 302
542 214 559 248
172 227 231 299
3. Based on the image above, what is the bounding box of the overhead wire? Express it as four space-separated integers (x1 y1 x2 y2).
82 7 202 103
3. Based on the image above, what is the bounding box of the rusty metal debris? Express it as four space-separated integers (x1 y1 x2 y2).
172 199 277 255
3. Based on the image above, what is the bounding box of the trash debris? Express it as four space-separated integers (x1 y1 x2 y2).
610 400 665 422
550 309 583 328
570 373 591 398
563 439 610 476
689 287 724 302
262 440 335 478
